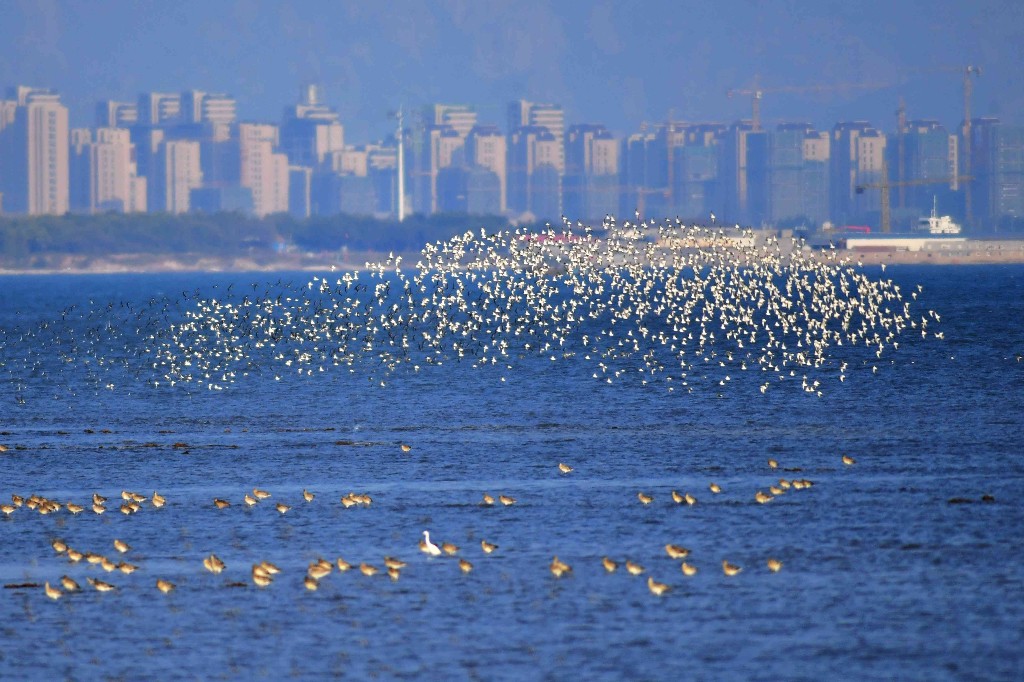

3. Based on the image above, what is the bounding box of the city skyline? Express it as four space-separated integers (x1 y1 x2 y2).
4 81 1024 234
2 1 1022 141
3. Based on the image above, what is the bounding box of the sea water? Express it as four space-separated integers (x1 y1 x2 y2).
0 265 1022 680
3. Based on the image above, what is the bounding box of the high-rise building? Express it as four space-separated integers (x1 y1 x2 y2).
411 124 464 214
507 100 565 173
367 143 399 215
280 85 344 168
719 123 769 226
564 124 619 222
465 125 507 213
769 123 829 228
95 100 138 128
69 128 92 212
0 87 69 215
153 139 201 213
313 142 398 216
970 119 1024 228
620 128 670 218
671 124 724 221
137 92 182 126
181 90 237 127
68 127 144 213
888 120 958 227
288 166 312 218
329 147 370 176
992 125 1024 225
132 127 165 210
238 123 289 217
507 125 561 220
830 121 886 226
426 104 477 139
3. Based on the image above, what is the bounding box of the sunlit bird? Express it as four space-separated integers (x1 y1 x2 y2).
647 576 670 596
665 544 690 559
420 530 442 556
550 556 572 578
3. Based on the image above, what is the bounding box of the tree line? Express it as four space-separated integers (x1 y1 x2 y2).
0 211 519 265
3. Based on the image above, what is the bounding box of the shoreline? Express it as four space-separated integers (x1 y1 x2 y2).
0 252 411 276
2 242 1024 276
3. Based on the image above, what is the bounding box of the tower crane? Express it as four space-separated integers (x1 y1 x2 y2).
962 65 981 227
856 158 971 233
899 65 981 224
726 80 890 131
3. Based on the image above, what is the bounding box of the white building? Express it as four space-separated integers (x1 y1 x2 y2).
239 123 289 216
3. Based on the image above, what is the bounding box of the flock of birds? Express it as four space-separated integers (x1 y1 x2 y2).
137 217 939 396
5 448 848 600
0 217 940 400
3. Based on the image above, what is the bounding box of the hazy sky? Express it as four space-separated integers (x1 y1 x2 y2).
1 0 1021 141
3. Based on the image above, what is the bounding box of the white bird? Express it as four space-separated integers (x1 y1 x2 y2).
420 530 442 556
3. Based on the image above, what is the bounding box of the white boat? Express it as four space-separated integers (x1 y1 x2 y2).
916 197 962 235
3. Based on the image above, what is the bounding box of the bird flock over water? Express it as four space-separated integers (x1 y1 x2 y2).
6 449 849 600
0 217 940 399
136 217 937 395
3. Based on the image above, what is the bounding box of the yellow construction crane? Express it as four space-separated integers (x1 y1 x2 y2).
726 80 890 131
856 158 971 233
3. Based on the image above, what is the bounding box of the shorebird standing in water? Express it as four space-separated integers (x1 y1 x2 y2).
647 576 670 596
665 544 690 559
550 556 572 578
420 530 442 556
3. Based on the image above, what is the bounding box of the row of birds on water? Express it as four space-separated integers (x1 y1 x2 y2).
10 452 852 600
0 217 940 400
2 454 829 519
37 530 784 600
1 489 164 517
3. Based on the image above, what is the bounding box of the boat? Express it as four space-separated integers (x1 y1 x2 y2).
915 197 962 235
807 197 967 252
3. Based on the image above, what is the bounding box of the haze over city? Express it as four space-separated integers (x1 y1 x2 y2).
2 0 1022 139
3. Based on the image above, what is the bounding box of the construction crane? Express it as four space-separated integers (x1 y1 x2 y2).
899 65 981 223
726 80 890 131
896 98 907 209
962 65 981 227
856 158 971 233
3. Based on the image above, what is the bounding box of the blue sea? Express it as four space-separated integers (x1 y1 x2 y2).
0 263 1022 681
